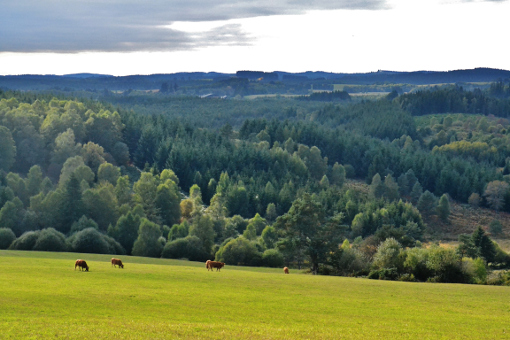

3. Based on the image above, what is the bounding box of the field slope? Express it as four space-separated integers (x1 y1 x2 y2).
1 250 509 339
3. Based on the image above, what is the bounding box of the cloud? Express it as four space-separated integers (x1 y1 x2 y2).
0 0 388 53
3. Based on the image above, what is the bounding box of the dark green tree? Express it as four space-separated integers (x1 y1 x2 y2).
0 126 16 172
437 194 450 221
155 183 181 227
132 218 163 258
274 193 343 274
417 191 437 217
471 226 496 263
60 172 84 233
107 211 141 255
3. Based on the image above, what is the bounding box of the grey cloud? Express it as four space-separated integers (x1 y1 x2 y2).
0 0 388 53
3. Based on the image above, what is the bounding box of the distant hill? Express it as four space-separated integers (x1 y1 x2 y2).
0 68 509 91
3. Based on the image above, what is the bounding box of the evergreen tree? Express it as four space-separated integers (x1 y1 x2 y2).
471 226 496 263
0 126 17 172
417 191 437 217
384 174 400 201
370 173 385 199
410 182 423 205
60 173 84 233
275 193 341 274
437 194 450 222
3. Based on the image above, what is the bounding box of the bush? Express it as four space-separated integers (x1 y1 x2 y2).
426 246 466 283
462 257 487 284
487 271 510 286
0 227 16 249
368 268 399 280
403 247 434 281
103 234 126 255
9 231 40 250
69 228 112 254
493 242 510 268
215 237 262 266
33 228 68 252
161 235 209 261
262 249 284 268
372 238 404 270
330 247 370 276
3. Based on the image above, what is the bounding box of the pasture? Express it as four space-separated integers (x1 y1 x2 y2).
1 250 509 339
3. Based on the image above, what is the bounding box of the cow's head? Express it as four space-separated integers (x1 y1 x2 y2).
120 264 124 269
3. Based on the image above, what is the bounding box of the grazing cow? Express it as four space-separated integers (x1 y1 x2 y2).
283 267 289 274
75 259 89 271
207 261 225 271
111 258 124 269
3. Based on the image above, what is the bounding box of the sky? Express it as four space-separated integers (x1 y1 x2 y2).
0 0 509 76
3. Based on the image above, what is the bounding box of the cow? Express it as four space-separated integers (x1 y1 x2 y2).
205 260 211 269
111 258 124 269
207 261 225 271
75 259 89 271
283 267 289 274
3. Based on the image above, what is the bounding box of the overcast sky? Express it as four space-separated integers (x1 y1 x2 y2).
0 0 508 75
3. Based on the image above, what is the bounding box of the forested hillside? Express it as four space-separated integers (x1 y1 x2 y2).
1 83 509 284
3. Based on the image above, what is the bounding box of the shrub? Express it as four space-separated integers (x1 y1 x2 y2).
331 247 370 276
9 231 40 250
0 227 16 249
161 236 209 261
373 238 403 270
103 234 126 255
33 228 68 252
426 246 465 283
404 247 433 282
462 257 487 284
262 249 284 268
215 237 262 266
487 271 510 286
69 228 111 254
368 268 399 280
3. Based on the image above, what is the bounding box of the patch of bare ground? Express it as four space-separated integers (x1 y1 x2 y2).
424 202 510 251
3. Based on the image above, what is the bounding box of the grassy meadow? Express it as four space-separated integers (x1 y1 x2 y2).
1 250 509 339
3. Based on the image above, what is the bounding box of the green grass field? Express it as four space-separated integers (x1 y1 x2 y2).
1 250 509 339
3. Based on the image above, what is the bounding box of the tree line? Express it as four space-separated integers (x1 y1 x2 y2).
0 91 509 285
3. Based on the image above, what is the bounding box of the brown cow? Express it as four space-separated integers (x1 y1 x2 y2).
283 267 289 274
111 258 124 268
75 259 89 271
207 261 225 271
